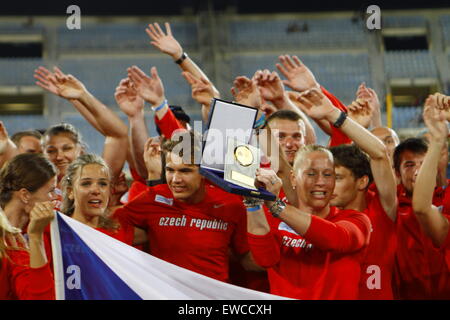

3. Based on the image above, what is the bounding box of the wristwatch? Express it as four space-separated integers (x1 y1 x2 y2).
269 199 286 218
333 111 347 128
175 52 188 64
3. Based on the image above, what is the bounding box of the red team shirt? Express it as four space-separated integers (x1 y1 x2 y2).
154 107 185 139
393 184 450 299
441 186 450 250
247 206 371 299
358 185 397 300
115 182 250 283
437 185 450 280
0 248 54 300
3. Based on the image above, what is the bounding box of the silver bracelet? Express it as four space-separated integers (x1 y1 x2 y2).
269 199 286 218
243 198 265 208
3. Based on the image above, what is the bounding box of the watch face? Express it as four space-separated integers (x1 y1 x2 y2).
234 145 254 167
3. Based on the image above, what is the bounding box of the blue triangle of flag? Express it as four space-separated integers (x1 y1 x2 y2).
55 213 142 300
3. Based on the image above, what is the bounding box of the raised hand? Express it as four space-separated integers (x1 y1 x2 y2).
431 92 450 121
295 88 337 121
433 92 450 110
423 95 448 142
356 83 380 114
276 55 319 93
253 69 285 103
34 66 87 99
182 71 215 106
255 168 283 197
260 101 278 117
127 66 165 106
347 98 373 129
231 76 262 108
115 78 144 118
34 66 61 96
143 136 162 179
0 121 9 154
145 22 183 60
27 201 55 237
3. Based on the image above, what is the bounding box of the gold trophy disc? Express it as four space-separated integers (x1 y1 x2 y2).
234 145 254 167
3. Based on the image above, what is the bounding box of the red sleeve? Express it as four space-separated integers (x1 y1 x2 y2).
128 180 149 202
303 211 371 253
130 167 146 184
247 232 280 268
9 250 55 300
154 108 185 139
321 86 352 147
114 189 153 229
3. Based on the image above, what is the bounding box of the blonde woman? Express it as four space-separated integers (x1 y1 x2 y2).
61 154 134 245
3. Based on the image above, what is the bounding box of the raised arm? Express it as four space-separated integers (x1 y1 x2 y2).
182 71 217 123
248 169 370 253
143 136 163 181
146 22 220 97
253 69 316 144
0 121 19 169
432 92 450 188
347 98 374 130
355 83 382 128
296 88 397 221
44 70 128 181
34 66 105 135
127 66 184 139
276 55 333 136
275 55 319 93
115 78 149 179
412 96 450 247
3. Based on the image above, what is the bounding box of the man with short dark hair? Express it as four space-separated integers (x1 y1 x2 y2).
330 143 398 300
266 110 306 166
115 131 259 283
393 136 450 299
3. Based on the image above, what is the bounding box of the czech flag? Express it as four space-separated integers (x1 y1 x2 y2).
50 212 285 300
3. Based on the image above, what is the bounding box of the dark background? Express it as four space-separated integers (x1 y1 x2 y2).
2 0 450 16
